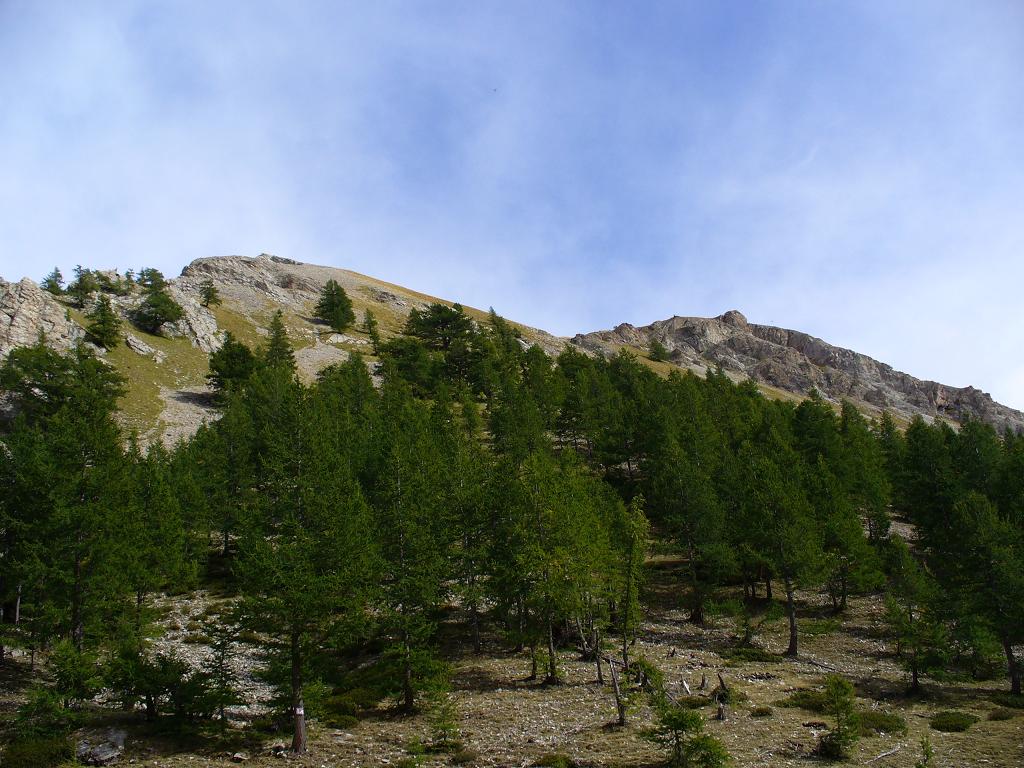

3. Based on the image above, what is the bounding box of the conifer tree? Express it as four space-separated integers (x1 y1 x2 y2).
742 432 822 656
133 269 184 334
207 332 257 397
363 308 381 353
237 368 375 751
314 279 355 332
649 338 670 362
884 537 944 692
42 267 64 295
86 295 122 349
373 381 451 710
199 279 222 308
67 266 99 307
262 310 296 372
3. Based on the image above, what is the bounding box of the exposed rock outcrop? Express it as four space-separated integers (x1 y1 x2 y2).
0 278 85 359
573 311 1024 432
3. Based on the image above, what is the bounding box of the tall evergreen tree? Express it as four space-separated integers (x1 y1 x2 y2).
314 279 355 332
42 267 64 295
86 295 122 349
262 310 296 372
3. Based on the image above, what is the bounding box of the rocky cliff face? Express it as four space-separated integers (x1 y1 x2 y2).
0 278 85 359
573 310 1024 432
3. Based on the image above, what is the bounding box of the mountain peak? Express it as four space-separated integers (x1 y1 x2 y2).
718 309 748 329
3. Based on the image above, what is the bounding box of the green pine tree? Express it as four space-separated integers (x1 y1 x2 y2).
86 295 122 349
199 279 222 308
262 310 296 372
42 267 64 295
314 279 355 332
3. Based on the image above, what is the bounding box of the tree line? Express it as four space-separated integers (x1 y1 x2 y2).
1 285 1021 756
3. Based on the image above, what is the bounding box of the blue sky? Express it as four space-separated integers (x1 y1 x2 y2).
2 1 1022 408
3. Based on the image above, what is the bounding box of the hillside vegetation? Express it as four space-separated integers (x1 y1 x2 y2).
0 268 1022 767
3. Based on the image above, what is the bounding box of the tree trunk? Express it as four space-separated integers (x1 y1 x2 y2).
291 631 307 753
402 636 415 712
608 655 626 726
72 548 84 651
545 617 558 683
910 650 920 693
470 598 481 654
765 577 773 601
594 627 604 684
1003 636 1021 696
529 642 538 681
784 578 798 657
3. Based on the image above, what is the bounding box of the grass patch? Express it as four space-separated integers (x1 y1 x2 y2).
533 753 578 768
1 735 73 768
750 705 774 718
775 689 829 713
802 618 841 637
676 695 712 709
858 710 907 736
929 711 979 732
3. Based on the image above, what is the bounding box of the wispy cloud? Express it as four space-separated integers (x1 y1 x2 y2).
0 1 1021 407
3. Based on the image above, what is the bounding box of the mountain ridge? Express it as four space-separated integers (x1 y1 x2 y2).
573 309 1023 432
2 254 1021 440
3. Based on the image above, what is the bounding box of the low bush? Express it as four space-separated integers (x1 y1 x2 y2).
1 735 73 768
990 693 1024 709
858 710 908 736
451 747 480 764
15 687 79 735
325 713 359 728
237 629 262 644
929 711 979 732
750 705 774 718
724 646 784 663
775 689 829 713
987 708 1017 721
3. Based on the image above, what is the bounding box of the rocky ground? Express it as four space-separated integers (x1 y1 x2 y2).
4 560 1020 768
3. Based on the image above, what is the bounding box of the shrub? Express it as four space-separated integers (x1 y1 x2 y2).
929 710 979 732
1 735 73 768
988 708 1017 721
750 705 774 718
15 687 78 735
859 710 908 736
451 747 480 764
49 640 103 706
816 675 860 761
237 629 262 644
990 693 1024 709
644 706 731 767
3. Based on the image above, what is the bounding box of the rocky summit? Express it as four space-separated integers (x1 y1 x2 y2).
1 255 1021 440
572 310 1024 432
